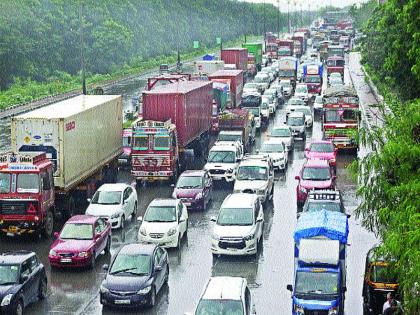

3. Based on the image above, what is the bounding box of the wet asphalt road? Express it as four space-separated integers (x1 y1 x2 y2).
0 52 378 315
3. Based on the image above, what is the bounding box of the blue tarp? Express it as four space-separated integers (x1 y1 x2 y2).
294 210 349 244
202 54 215 61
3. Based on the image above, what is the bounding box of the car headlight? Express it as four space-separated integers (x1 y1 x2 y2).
294 304 305 314
212 233 220 240
78 251 90 258
167 227 177 236
226 168 234 173
1 294 13 306
330 158 336 163
244 232 255 241
299 186 307 194
137 286 151 295
328 307 338 315
49 249 57 257
139 226 147 236
195 192 203 200
100 284 109 293
110 212 120 219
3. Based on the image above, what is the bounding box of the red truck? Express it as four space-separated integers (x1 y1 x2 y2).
277 39 294 57
131 81 212 182
221 48 248 72
292 32 307 57
265 42 279 60
208 70 244 108
326 55 345 78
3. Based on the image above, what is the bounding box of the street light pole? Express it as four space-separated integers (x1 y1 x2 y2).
287 1 291 33
263 0 266 46
79 1 86 95
277 0 280 39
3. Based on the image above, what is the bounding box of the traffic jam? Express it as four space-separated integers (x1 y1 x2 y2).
0 16 397 315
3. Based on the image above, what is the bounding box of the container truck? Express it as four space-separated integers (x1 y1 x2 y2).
131 81 212 182
240 93 262 130
210 79 231 133
278 56 298 86
302 62 324 95
265 42 279 60
292 32 307 56
221 48 248 72
208 70 244 108
277 39 294 57
326 55 345 78
194 60 225 76
0 95 122 237
242 42 263 71
118 128 133 168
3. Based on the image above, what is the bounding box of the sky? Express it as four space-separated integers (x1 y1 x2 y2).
241 0 368 12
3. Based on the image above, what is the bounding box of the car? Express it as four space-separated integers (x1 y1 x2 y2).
304 140 338 173
49 215 112 268
264 88 279 111
262 94 276 116
253 73 270 92
0 251 47 315
313 95 323 114
268 125 294 151
85 183 138 229
260 99 270 125
204 143 242 183
295 159 337 208
233 155 274 204
172 170 213 210
286 112 306 140
259 67 275 82
185 276 255 315
100 244 169 309
243 82 260 95
294 105 313 128
268 83 285 106
216 130 244 158
299 190 345 217
297 64 303 81
257 140 288 170
211 193 264 257
137 198 188 249
285 97 306 116
294 83 309 103
279 79 293 97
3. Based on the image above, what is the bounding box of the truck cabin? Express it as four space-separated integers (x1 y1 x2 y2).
266 43 278 57
277 47 291 57
326 56 345 75
328 45 345 58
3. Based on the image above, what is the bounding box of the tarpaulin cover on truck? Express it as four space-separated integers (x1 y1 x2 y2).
294 210 349 244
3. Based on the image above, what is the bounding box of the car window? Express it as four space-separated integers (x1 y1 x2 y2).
177 202 183 221
20 261 31 279
245 287 251 315
254 204 259 223
155 248 164 266
95 220 104 234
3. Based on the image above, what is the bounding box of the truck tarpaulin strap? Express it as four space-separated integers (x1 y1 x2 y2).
294 210 349 244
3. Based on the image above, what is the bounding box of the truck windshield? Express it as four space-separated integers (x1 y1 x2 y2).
307 202 341 213
132 136 148 150
279 70 295 77
154 136 170 150
372 265 397 284
305 76 321 83
217 208 253 226
237 166 268 180
196 299 244 315
0 264 20 285
17 174 39 193
295 270 339 295
208 151 235 163
302 167 331 181
218 134 241 142
0 173 11 193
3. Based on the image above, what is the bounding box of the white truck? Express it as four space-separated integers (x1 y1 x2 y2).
194 60 225 76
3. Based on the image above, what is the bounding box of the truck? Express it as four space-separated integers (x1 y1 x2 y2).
302 62 324 95
194 60 225 76
0 95 122 237
277 39 294 57
265 32 277 43
288 210 349 315
292 32 307 57
242 42 263 71
326 55 345 78
240 93 262 130
322 85 360 149
208 70 244 108
328 45 345 58
278 56 298 86
118 128 133 168
210 79 231 133
221 48 248 72
265 42 279 60
131 81 212 182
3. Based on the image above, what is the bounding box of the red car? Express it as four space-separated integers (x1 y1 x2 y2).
49 215 111 269
295 159 336 208
304 140 338 173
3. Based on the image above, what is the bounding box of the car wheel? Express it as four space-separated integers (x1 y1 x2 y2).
148 286 156 307
254 240 259 258
104 237 111 254
164 265 169 284
176 234 181 250
89 252 96 269
13 299 23 315
38 277 48 300
131 202 137 221
185 220 189 237
120 215 125 229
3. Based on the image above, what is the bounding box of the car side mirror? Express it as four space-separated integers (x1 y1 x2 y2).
102 264 109 271
137 216 143 222
346 214 351 219
20 274 29 284
210 216 216 222
170 184 175 188
53 232 59 239
286 284 293 292
334 148 338 153
333 176 337 181
304 147 309 151
87 198 91 203
295 175 300 180
154 265 162 272
123 199 128 204
257 216 263 222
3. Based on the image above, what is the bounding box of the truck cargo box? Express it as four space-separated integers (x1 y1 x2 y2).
208 70 244 107
241 43 263 66
194 60 225 75
221 48 248 72
11 95 123 191
142 81 212 148
298 239 340 266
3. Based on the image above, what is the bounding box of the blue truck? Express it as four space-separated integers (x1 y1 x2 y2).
287 210 349 315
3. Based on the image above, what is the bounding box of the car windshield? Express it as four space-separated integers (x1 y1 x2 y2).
288 99 304 106
16 174 39 193
0 173 11 193
315 96 323 103
176 176 203 189
271 128 291 137
208 150 236 163
218 134 241 142
196 299 244 315
109 253 151 276
280 81 291 88
254 76 266 83
237 166 268 180
296 108 311 116
60 223 93 240
295 270 339 295
217 208 254 226
296 86 307 93
305 76 320 83
144 206 176 222
260 143 283 153
372 265 397 284
306 202 341 212
248 108 260 116
302 167 331 181
0 264 20 285
91 190 122 205
311 143 334 153
288 117 304 126
244 83 258 89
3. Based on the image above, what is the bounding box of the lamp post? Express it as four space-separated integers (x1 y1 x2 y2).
287 0 291 33
277 0 280 38
79 1 86 95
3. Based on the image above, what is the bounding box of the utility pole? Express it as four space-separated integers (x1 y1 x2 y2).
277 0 280 38
263 0 266 46
79 1 86 95
287 1 291 33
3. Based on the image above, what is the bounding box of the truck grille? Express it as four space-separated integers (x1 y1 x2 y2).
0 201 27 215
219 237 246 249
149 233 164 239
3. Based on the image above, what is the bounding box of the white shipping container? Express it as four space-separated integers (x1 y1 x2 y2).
298 239 340 266
11 95 122 191
194 60 225 75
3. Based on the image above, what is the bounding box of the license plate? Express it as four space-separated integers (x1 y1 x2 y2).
60 258 72 263
115 299 131 305
184 202 191 206
8 226 17 233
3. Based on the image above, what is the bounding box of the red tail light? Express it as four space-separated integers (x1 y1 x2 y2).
26 203 37 214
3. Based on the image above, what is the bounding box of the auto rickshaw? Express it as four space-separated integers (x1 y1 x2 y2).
362 247 400 315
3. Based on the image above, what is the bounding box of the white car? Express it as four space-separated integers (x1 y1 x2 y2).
233 155 274 204
260 67 275 82
294 83 309 103
262 94 276 116
264 89 278 114
185 277 255 315
86 183 137 229
313 95 323 112
204 144 241 182
268 125 294 151
137 198 188 249
285 97 306 116
211 193 264 256
279 79 293 97
258 140 288 170
294 105 313 128
253 73 270 92
243 82 260 95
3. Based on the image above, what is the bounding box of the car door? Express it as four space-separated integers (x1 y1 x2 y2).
28 255 43 301
203 173 210 204
122 188 131 218
94 219 106 255
19 259 36 306
177 202 187 236
152 248 164 292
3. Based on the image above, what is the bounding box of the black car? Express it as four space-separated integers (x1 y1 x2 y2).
100 243 169 309
0 251 47 315
299 190 346 217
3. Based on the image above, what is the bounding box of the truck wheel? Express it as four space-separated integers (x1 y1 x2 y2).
170 165 179 184
63 196 76 220
42 211 54 238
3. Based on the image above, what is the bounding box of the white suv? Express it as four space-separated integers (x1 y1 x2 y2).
233 155 274 204
185 276 255 315
204 144 241 182
294 83 309 104
211 193 264 257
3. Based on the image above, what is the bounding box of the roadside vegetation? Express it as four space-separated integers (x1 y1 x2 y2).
350 0 420 312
